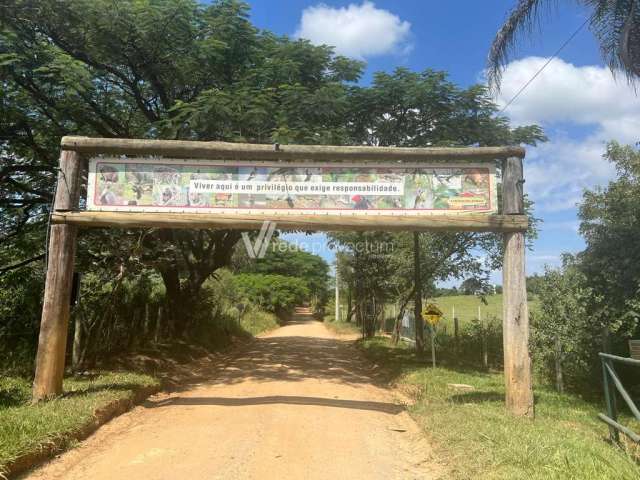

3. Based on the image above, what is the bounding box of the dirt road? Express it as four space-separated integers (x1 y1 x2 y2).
26 312 442 480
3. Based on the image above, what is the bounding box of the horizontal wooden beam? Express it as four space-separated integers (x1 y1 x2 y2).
60 136 525 162
51 211 528 232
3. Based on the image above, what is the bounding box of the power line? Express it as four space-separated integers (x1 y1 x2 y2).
499 17 589 114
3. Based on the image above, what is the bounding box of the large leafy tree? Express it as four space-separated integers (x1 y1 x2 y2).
0 0 363 330
578 142 640 337
349 68 543 147
488 0 640 89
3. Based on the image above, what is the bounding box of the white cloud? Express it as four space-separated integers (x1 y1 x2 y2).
540 220 580 233
495 57 640 138
493 57 640 212
524 135 614 212
294 1 412 59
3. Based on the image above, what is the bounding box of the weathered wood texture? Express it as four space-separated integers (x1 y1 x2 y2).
32 150 82 402
60 136 525 162
630 340 640 360
502 156 535 417
502 156 525 214
51 211 528 232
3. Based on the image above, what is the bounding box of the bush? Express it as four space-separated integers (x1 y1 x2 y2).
233 273 309 316
531 257 639 395
0 266 44 375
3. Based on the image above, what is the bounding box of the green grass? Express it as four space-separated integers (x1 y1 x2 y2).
381 294 541 331
324 318 361 335
426 294 541 330
0 372 158 475
239 309 280 336
359 337 640 480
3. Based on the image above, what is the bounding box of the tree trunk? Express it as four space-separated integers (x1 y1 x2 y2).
155 305 163 343
346 287 353 323
71 311 83 371
159 267 183 337
413 232 424 353
143 303 150 341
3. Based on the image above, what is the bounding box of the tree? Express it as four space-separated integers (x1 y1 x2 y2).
531 142 640 394
488 0 640 90
525 273 545 295
533 256 602 392
327 68 544 345
0 0 363 333
578 142 640 339
460 277 484 295
348 68 544 147
328 232 396 337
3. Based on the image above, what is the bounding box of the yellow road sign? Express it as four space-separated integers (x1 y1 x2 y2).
422 303 443 326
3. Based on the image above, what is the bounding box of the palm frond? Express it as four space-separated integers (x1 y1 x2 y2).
487 0 554 92
490 0 640 92
584 0 640 81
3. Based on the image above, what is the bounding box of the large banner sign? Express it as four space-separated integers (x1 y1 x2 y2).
87 158 497 215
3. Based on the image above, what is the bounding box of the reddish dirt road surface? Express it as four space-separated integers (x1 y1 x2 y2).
25 309 442 480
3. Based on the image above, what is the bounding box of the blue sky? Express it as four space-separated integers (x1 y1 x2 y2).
246 1 639 284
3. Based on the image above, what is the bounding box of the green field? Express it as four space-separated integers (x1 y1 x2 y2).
380 294 540 333
428 294 540 330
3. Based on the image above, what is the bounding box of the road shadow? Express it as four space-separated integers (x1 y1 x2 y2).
157 317 388 392
145 394 404 414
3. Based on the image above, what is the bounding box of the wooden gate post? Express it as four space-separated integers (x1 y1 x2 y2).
502 156 534 417
32 150 82 402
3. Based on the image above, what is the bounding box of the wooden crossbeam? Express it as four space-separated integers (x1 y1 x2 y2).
60 136 525 162
51 211 528 232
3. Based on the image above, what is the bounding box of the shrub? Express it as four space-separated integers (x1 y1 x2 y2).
233 273 309 316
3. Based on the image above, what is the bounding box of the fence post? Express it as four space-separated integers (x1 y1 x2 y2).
601 356 620 443
502 155 534 417
480 306 488 369
32 150 82 402
454 317 459 354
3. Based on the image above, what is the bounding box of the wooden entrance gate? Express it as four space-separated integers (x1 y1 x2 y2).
33 136 534 418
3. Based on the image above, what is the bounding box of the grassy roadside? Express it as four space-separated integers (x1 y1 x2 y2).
0 309 279 477
324 319 361 335
0 372 158 476
239 309 280 336
359 337 640 480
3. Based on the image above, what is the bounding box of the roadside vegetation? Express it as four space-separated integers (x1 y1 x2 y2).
323 319 361 336
0 372 158 476
360 337 640 480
